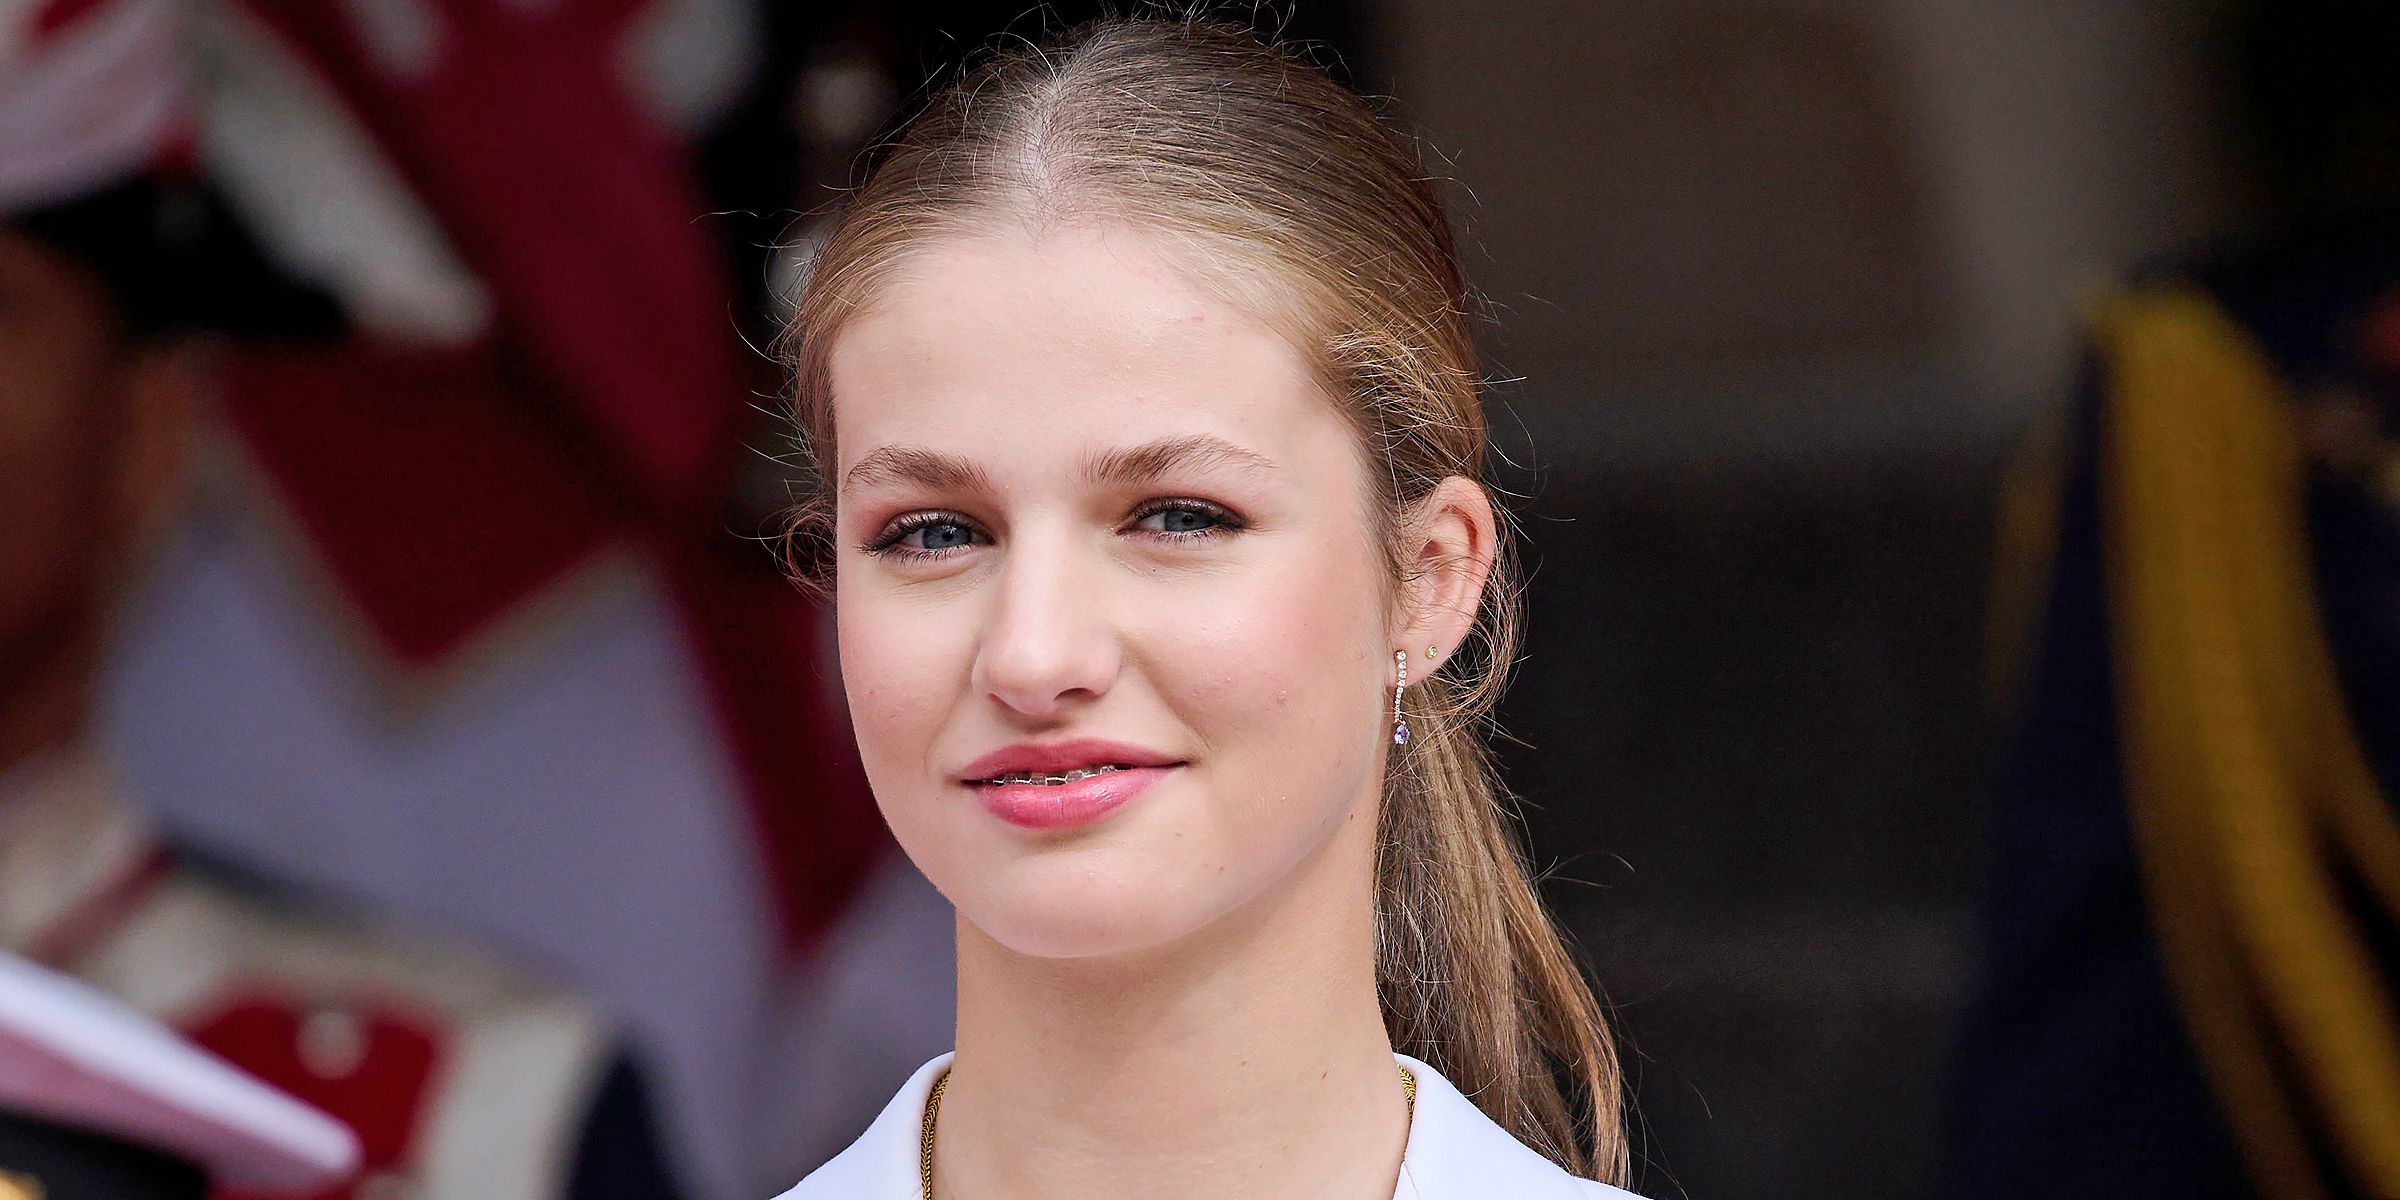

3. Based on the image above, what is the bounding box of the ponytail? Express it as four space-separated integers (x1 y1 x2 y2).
1378 527 1627 1183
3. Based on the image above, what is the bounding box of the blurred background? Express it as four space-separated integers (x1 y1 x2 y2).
5 1 2398 1198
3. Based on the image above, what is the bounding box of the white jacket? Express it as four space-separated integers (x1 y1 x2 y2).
774 1053 1642 1199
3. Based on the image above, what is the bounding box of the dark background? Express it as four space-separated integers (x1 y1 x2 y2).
1279 3 2240 1195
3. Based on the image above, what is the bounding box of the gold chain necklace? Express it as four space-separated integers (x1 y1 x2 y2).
919 1064 1417 1200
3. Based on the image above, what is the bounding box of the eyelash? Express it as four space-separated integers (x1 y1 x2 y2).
862 510 984 561
1127 498 1244 540
860 499 1245 561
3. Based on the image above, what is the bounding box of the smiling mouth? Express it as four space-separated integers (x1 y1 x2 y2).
973 764 1136 787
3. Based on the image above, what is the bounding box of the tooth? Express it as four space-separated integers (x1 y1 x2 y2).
980 763 1142 786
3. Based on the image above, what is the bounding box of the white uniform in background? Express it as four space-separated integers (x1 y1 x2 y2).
103 509 956 1197
0 948 356 1195
0 749 658 1199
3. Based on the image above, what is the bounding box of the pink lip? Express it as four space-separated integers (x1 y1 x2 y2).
958 739 1183 831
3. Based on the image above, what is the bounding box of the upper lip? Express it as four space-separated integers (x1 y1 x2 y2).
957 738 1183 782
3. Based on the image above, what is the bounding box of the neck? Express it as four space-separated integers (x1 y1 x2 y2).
938 803 1407 1200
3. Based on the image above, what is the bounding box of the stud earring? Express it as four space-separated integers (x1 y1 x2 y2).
1392 650 1411 746
1427 645 1438 660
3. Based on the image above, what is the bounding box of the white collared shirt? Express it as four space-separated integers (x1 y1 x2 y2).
773 1053 1643 1199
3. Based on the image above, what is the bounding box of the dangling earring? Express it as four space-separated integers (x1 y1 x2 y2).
1392 650 1411 746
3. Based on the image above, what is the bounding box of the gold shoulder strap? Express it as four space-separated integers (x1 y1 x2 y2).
2102 287 2400 1198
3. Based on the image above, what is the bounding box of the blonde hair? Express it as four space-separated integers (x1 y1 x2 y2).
780 15 1627 1182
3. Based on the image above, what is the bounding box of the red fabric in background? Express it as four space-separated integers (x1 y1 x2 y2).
221 342 887 948
33 0 114 39
220 343 622 664
229 0 738 513
666 533 886 956
209 0 881 952
190 998 441 1200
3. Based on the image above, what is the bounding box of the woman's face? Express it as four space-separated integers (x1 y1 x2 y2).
828 225 1394 960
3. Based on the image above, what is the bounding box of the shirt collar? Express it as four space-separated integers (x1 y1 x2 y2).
779 1052 1630 1200
1392 1053 1617 1199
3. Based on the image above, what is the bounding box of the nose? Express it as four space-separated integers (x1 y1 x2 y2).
971 526 1122 722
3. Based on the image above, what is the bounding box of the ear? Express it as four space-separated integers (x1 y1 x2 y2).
1394 475 1498 670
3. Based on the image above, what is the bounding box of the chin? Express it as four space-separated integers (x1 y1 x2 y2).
958 853 1227 961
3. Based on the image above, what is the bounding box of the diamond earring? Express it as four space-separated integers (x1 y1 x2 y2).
1392 650 1411 745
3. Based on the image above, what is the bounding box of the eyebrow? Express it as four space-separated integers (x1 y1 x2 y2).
842 435 1276 496
842 446 999 497
1081 435 1278 486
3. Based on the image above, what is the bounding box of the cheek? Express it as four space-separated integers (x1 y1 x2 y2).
1147 539 1391 822
834 575 964 787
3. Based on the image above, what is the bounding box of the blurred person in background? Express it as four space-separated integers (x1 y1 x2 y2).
0 953 357 1199
1951 1 2400 1196
2 1 694 1195
80 0 966 1190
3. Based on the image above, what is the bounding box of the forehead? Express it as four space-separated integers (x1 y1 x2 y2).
825 226 1340 470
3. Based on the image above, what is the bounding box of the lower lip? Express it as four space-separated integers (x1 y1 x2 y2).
972 766 1173 830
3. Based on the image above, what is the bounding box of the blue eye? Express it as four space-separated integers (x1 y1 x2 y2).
902 521 978 550
1131 501 1241 537
867 513 986 557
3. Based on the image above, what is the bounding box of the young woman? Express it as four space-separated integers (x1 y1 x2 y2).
774 17 1638 1200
